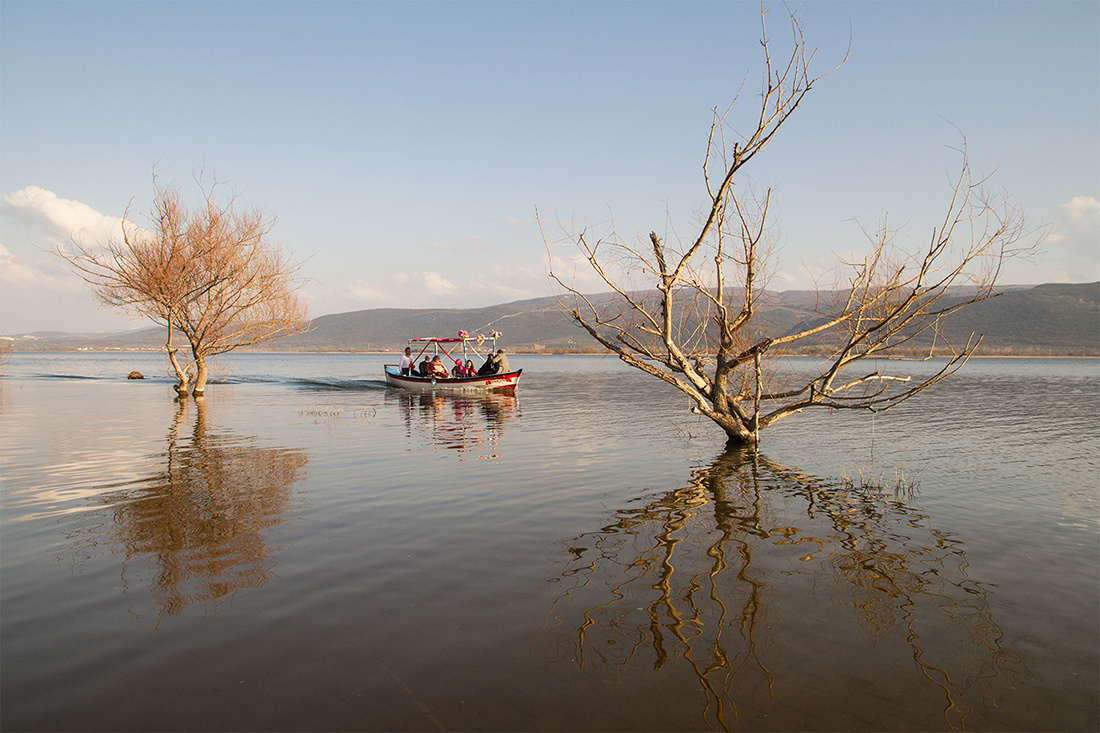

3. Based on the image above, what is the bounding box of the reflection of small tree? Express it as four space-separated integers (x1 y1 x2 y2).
58 177 310 396
545 6 1035 446
72 397 308 618
542 448 1023 731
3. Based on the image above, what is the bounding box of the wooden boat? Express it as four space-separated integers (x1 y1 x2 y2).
384 335 521 393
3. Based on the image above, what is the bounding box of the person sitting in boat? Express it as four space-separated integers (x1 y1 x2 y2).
419 358 432 377
452 359 476 378
491 349 510 374
399 347 414 376
430 355 449 379
477 353 497 376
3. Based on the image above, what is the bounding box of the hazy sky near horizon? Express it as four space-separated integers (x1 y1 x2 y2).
2 0 1097 334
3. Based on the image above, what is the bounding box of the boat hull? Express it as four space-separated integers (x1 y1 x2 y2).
384 366 521 393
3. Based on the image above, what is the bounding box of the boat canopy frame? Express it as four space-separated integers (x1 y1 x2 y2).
408 334 500 371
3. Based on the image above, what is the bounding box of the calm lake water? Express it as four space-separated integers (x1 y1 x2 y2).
1 352 1097 732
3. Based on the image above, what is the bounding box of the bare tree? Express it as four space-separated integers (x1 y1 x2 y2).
546 7 1034 447
58 177 310 396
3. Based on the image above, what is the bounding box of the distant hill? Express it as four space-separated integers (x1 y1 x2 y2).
938 282 1099 354
766 282 1100 356
4 283 1097 356
274 296 581 352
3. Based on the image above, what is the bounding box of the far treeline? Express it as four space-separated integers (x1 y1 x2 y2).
9 282 1099 356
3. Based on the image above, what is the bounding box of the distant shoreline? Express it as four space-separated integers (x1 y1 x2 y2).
6 348 1098 358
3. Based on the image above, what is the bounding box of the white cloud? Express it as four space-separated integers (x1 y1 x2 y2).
465 264 544 302
418 270 456 296
0 240 141 333
1043 195 1100 280
3 186 127 245
769 269 812 291
326 271 457 308
1063 195 1100 223
546 245 660 296
0 243 44 288
0 242 85 292
310 264 548 318
0 186 156 332
346 280 388 302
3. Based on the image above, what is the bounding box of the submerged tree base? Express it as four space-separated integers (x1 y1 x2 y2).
725 432 759 449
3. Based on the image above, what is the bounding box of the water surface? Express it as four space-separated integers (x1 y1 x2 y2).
1 353 1096 731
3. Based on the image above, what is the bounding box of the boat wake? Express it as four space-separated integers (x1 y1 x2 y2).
293 377 389 391
13 370 388 391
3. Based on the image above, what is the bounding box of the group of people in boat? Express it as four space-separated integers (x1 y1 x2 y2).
398 347 510 380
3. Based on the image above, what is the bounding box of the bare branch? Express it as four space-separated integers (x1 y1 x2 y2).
57 174 310 396
543 4 1034 448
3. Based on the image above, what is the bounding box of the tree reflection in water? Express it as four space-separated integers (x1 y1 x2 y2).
392 391 519 459
68 397 308 619
543 448 1024 731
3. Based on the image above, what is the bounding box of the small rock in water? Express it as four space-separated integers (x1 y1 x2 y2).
127 371 144 380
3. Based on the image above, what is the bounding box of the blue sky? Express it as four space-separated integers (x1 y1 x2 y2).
2 0 1097 334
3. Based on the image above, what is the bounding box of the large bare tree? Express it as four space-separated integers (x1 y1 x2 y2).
59 177 310 396
546 7 1034 447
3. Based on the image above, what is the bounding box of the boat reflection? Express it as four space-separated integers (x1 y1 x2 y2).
389 390 519 460
65 397 308 619
542 448 1024 732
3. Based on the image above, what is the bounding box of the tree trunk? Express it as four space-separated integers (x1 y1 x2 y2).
724 431 758 448
165 332 189 396
192 354 209 396
719 414 758 448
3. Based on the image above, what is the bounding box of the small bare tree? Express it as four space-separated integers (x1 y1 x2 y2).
59 177 310 396
546 7 1034 447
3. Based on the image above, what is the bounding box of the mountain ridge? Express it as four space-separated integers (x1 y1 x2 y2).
4 282 1097 356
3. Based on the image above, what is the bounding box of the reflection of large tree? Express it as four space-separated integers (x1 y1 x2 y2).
73 398 308 618
543 449 1023 731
